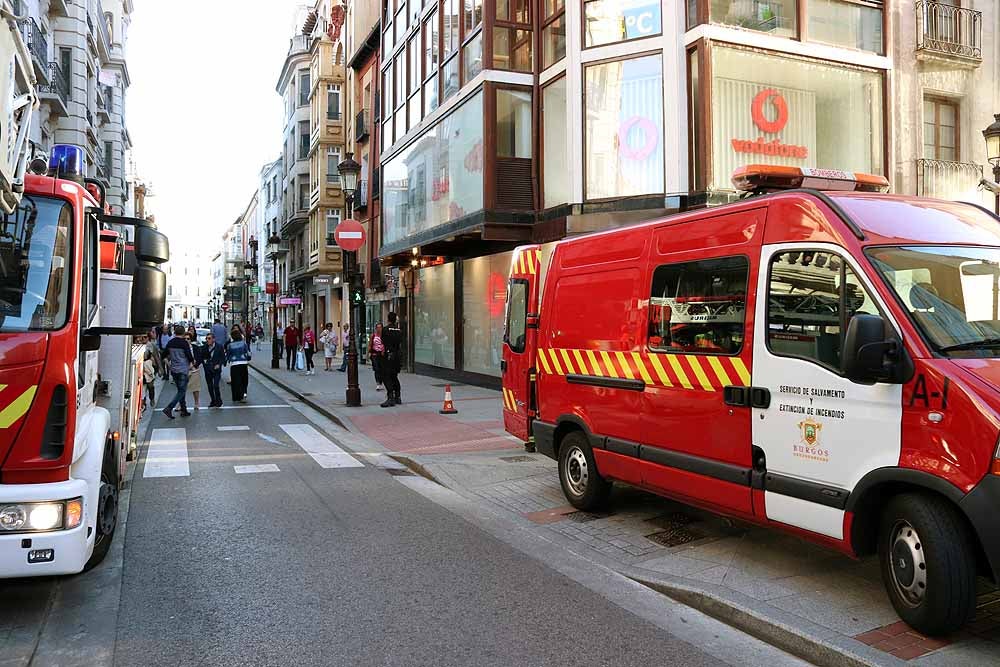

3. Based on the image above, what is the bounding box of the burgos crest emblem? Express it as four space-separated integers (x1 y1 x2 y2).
798 418 822 446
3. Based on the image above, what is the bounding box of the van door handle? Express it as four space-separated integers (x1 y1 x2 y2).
750 387 771 409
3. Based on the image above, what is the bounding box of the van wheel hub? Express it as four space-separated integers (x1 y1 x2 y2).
564 447 589 496
889 520 926 606
97 481 117 535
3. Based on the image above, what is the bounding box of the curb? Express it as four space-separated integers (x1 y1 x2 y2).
249 364 350 431
387 454 444 486
626 572 904 667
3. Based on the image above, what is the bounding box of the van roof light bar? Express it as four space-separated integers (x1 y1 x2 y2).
733 165 890 195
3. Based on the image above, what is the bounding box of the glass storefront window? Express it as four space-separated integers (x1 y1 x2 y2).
414 262 455 369
584 0 662 48
497 89 532 158
462 252 513 376
463 31 483 83
443 56 460 102
543 77 569 207
708 46 884 191
709 0 796 38
808 0 883 53
493 27 532 72
542 15 566 69
382 91 484 247
497 0 529 23
584 54 664 200
423 77 438 117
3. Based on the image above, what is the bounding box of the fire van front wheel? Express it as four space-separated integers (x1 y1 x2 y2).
877 493 976 636
558 432 610 511
84 448 119 572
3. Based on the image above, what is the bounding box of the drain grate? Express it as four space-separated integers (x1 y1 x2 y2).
646 511 696 529
565 510 613 523
646 525 704 547
499 455 534 463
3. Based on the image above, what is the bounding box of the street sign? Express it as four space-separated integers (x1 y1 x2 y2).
279 297 302 306
334 219 365 252
250 286 262 293
266 282 278 295
221 303 230 312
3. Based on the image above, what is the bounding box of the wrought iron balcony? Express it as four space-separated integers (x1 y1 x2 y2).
38 61 70 112
19 18 47 74
916 158 983 201
355 109 370 142
916 1 982 65
355 179 368 209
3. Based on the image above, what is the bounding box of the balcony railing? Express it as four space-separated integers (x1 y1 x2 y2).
916 1 982 63
356 109 370 141
19 19 47 73
355 179 368 209
371 166 380 199
916 158 983 201
39 61 69 108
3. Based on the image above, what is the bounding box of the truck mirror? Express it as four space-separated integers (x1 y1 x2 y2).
80 332 101 352
843 314 913 384
131 264 166 330
134 225 169 265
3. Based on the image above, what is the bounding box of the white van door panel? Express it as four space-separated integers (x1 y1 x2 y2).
752 243 903 539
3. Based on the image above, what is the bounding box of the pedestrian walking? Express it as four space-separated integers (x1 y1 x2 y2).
320 323 337 371
380 313 402 408
254 324 264 351
162 325 194 419
284 323 300 370
143 332 162 379
226 329 251 403
369 323 385 391
302 325 316 375
158 323 173 379
202 333 226 408
142 349 156 411
187 332 204 410
211 318 229 347
276 323 285 359
338 323 350 371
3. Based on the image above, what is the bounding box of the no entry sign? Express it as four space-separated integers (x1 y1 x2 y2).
334 219 366 252
221 303 230 312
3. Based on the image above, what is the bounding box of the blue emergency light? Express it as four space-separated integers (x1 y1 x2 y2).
48 144 86 182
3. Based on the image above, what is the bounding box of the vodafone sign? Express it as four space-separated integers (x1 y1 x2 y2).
731 88 808 160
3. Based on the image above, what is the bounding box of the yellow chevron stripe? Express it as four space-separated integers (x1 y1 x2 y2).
0 386 37 429
508 388 517 411
648 354 673 387
599 351 618 378
707 356 733 387
528 252 536 275
548 348 565 375
631 352 654 385
666 354 693 390
559 348 576 375
585 349 604 377
501 388 509 410
614 352 635 380
572 349 588 377
517 254 525 274
686 356 715 392
730 357 751 386
536 349 552 374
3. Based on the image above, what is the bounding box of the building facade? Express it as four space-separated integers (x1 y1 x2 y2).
164 247 213 324
257 157 283 334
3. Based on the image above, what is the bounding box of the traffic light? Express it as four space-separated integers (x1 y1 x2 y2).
349 272 364 305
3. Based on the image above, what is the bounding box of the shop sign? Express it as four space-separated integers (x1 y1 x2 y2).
266 282 278 294
314 275 332 285
730 88 809 160
250 286 262 293
279 297 302 306
622 1 661 40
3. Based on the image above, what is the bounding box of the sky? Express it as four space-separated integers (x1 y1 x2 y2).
127 0 308 253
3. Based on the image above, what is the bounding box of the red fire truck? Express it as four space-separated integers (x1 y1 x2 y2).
502 165 1000 635
0 4 168 576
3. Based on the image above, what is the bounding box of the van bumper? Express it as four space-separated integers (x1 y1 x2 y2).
0 479 94 578
532 421 557 460
960 474 1000 582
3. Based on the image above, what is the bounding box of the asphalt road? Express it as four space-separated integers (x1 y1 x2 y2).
3 375 807 667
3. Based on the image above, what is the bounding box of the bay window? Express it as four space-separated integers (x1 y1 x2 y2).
584 0 662 48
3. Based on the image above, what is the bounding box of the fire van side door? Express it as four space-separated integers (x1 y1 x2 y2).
751 243 903 540
502 245 542 442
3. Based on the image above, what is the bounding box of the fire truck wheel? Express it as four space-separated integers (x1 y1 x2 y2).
558 431 610 511
877 493 976 636
84 447 120 571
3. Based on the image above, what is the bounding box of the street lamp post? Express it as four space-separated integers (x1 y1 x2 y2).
267 233 282 369
983 114 1000 216
337 152 362 407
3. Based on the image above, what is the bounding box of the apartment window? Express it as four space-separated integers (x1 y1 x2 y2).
541 1 565 69
923 97 959 161
808 1 883 53
443 0 459 57
408 36 420 94
298 120 310 159
298 70 311 107
497 89 531 158
298 178 309 211
464 0 483 32
464 32 483 82
327 146 342 185
584 0 662 48
59 48 72 97
708 0 796 38
104 141 113 176
443 56 459 102
325 209 342 244
327 84 341 120
497 0 528 23
424 10 439 73
395 51 405 113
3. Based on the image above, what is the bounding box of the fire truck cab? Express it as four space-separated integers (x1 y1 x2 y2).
502 166 1000 635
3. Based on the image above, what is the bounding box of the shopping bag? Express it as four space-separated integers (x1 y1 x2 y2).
296 349 305 370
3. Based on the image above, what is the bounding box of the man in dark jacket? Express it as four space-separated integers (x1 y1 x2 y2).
162 325 194 418
380 312 403 408
202 333 226 408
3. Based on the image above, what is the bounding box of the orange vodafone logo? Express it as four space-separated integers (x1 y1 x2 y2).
751 89 789 134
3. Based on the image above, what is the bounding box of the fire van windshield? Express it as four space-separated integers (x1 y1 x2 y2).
0 196 73 333
867 245 1000 356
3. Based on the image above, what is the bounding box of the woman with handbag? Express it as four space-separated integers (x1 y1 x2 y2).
320 323 337 371
369 323 385 392
225 329 252 403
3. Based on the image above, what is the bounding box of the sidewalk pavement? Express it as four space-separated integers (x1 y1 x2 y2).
250 343 999 666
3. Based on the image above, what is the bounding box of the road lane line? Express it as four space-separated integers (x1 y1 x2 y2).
279 424 364 469
143 428 190 478
217 404 294 410
217 425 251 431
234 464 280 474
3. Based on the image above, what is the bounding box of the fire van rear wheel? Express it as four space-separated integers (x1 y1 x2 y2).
877 493 976 636
558 431 610 511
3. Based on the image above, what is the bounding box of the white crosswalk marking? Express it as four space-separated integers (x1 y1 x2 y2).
217 425 250 431
143 428 190 478
279 424 364 469
234 464 280 474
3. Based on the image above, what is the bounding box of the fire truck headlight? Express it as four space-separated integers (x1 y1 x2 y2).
0 505 27 531
28 504 63 531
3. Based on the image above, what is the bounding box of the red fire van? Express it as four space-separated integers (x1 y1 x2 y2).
501 166 1000 635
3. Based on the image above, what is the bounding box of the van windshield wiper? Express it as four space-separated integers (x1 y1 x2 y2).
938 338 1000 352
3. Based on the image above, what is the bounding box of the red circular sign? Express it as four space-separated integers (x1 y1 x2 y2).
334 219 366 252
221 303 230 311
751 89 789 135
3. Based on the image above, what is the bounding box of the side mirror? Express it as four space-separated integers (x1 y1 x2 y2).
80 332 101 352
843 314 914 384
131 223 169 331
134 224 169 265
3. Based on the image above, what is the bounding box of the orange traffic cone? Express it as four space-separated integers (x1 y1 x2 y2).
439 384 458 414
